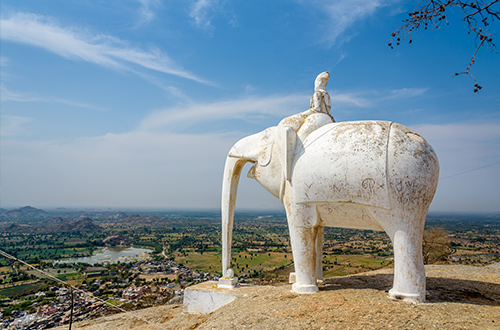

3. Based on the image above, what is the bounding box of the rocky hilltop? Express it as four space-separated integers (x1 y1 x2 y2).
0 206 48 220
54 264 499 330
1 217 102 233
102 233 133 246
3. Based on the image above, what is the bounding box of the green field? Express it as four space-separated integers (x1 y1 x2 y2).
0 281 46 298
106 298 124 306
176 251 293 276
322 254 390 277
175 250 390 279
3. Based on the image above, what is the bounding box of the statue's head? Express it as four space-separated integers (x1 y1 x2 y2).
314 71 330 91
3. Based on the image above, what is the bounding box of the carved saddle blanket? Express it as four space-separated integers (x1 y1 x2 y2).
291 121 392 210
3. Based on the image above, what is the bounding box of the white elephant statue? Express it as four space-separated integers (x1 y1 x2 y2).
220 120 439 303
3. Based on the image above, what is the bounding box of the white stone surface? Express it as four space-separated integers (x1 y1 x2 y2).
183 281 238 314
220 73 439 303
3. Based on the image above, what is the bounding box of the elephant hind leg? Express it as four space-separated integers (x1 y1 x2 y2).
385 212 427 303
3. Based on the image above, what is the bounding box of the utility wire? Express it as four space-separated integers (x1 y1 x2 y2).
440 160 500 180
0 249 170 330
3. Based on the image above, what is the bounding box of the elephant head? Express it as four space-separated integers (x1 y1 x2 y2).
221 126 284 277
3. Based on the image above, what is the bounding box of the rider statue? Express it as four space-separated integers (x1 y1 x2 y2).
279 71 334 140
278 72 335 183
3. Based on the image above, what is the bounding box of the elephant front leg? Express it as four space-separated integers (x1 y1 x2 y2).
286 204 320 294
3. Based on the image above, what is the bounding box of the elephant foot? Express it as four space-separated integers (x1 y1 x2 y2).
388 289 425 303
218 277 238 289
289 273 323 286
292 283 318 294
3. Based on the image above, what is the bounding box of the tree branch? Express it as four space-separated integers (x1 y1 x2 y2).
390 0 499 91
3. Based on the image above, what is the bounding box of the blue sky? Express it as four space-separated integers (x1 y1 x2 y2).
1 0 499 212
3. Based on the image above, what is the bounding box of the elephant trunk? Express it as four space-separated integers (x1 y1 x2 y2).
221 156 247 278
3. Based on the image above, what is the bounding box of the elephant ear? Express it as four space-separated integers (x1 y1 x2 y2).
280 126 296 181
228 127 274 166
256 129 274 166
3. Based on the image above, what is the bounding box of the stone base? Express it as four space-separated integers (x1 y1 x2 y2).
183 281 239 314
218 277 238 289
183 281 279 314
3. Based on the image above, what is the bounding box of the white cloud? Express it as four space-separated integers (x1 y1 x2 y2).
138 87 425 132
0 86 34 102
188 0 237 32
304 0 396 46
0 86 107 112
384 87 429 100
189 0 219 30
1 115 33 137
135 0 161 26
0 12 209 84
331 87 428 110
332 92 371 108
138 94 310 131
187 0 391 43
0 56 8 67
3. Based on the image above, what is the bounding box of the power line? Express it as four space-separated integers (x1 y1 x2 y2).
440 160 500 180
0 249 170 330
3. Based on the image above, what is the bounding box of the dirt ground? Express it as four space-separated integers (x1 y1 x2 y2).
55 264 500 330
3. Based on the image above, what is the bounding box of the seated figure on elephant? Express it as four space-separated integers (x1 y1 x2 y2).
278 71 335 181
279 71 334 139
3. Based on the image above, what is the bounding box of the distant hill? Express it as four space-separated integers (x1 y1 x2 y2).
3 223 36 232
0 206 48 221
61 217 102 232
1 217 102 233
103 233 132 246
45 217 68 225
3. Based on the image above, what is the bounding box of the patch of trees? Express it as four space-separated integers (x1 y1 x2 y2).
423 227 452 264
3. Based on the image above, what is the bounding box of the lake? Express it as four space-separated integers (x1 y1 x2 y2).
57 246 153 265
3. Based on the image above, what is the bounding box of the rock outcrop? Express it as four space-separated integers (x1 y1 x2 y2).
1 206 48 220
53 264 500 330
1 217 101 233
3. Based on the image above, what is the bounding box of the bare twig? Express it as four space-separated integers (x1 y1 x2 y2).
390 0 499 91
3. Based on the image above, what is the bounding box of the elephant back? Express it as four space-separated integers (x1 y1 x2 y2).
291 121 438 210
